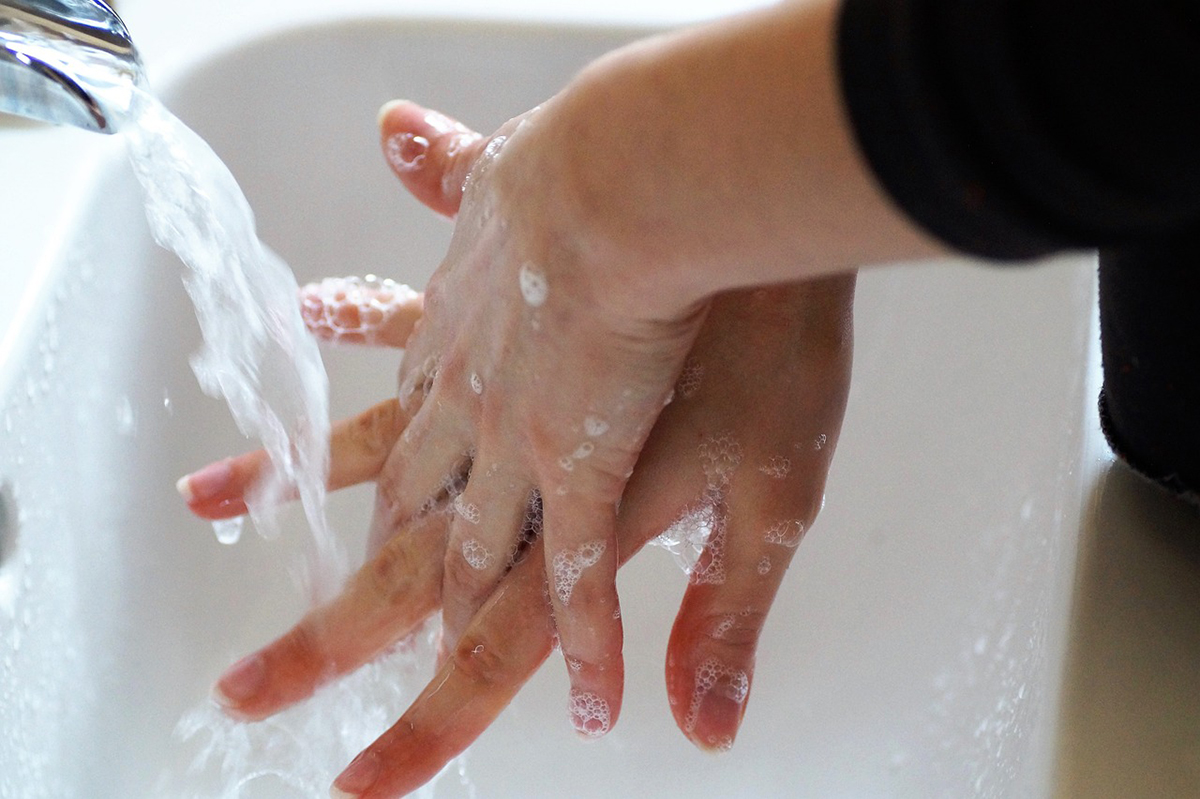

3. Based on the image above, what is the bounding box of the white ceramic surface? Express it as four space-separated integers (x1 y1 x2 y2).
4 3 1196 799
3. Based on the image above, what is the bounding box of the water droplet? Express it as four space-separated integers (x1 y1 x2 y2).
212 517 244 546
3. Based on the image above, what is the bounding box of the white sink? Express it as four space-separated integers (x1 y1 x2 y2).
9 4 1195 798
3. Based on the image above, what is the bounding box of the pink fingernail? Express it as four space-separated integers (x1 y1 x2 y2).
568 688 612 740
333 751 381 797
177 459 234 503
684 658 750 753
214 654 265 707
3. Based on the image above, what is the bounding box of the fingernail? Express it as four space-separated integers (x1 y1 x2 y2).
177 459 234 503
376 98 410 128
685 658 750 753
333 751 381 797
568 687 612 740
213 654 265 707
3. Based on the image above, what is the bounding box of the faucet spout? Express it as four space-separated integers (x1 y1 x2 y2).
1 0 142 133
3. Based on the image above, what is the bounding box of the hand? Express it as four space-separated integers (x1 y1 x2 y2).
182 272 854 797
361 99 713 717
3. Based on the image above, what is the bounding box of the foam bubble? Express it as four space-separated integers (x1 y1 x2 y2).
677 357 705 399
685 658 750 734
713 615 736 640
689 512 727 586
583 416 610 437
764 520 805 549
757 556 772 575
300 276 418 346
518 263 549 307
552 540 607 606
758 456 791 479
452 496 481 525
470 373 484 395
699 434 743 490
572 442 595 460
568 689 611 738
461 538 494 571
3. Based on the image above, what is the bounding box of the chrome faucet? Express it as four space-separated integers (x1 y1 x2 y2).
1 0 141 133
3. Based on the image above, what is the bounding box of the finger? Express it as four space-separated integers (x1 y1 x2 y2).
541 493 625 740
179 398 408 520
330 550 556 799
378 100 486 218
212 507 449 721
299 276 422 348
663 475 824 753
439 464 537 655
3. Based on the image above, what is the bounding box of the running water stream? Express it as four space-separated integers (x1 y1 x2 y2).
120 93 473 796
123 89 343 600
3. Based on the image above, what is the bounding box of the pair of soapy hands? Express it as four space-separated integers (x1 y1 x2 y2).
178 100 854 798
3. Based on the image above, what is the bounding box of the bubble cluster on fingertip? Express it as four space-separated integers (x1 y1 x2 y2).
552 540 607 605
568 689 611 738
300 275 417 345
685 658 750 734
385 132 429 170
677 357 705 399
566 655 584 672
518 262 549 307
710 735 735 753
764 519 805 549
461 538 495 571
757 555 772 575
452 495 481 525
759 456 791 479
812 433 828 451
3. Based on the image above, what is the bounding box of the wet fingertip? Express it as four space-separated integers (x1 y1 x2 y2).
568 686 613 741
333 750 381 797
376 98 413 128
213 653 266 710
176 458 235 504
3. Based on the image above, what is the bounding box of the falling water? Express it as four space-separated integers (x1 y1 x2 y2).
117 91 467 795
122 89 344 600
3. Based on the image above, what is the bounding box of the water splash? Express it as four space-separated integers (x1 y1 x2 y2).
157 623 475 798
123 90 342 601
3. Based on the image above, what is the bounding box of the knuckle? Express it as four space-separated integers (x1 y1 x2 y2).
697 609 768 655
362 539 420 606
353 399 405 457
442 543 496 603
449 630 508 688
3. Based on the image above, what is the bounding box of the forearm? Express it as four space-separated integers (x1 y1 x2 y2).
529 0 944 315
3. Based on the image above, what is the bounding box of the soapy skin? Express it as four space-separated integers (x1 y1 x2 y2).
174 0 948 792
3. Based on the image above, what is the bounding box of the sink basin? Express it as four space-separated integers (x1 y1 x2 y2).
0 7 1139 798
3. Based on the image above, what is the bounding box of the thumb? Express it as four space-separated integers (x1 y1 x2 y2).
378 100 487 218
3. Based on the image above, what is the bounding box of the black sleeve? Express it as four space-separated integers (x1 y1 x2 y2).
1100 233 1200 506
836 0 1200 260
